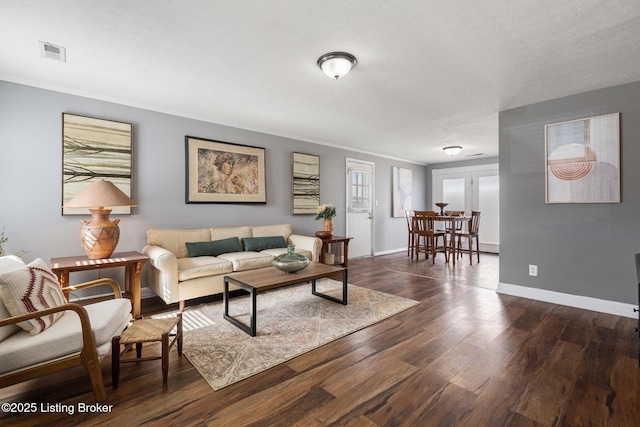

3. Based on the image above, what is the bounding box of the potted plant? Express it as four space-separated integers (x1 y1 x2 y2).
315 204 336 238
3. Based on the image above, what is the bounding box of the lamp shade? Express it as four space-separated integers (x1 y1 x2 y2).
317 52 357 79
65 179 137 208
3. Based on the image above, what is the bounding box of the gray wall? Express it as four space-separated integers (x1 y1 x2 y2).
499 80 640 305
0 81 426 288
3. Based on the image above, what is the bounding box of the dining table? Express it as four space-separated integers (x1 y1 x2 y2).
410 214 470 265
434 215 470 265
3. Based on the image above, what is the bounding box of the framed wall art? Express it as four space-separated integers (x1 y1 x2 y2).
292 152 320 214
545 112 620 204
62 113 133 215
392 166 412 217
185 136 266 203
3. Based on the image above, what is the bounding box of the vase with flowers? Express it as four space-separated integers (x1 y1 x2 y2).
315 203 336 238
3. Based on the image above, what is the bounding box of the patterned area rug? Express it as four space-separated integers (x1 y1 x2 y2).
154 279 419 390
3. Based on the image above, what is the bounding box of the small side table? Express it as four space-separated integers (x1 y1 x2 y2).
50 251 149 318
319 236 353 267
111 314 183 388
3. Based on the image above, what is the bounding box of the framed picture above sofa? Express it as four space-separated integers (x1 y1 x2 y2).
185 136 266 204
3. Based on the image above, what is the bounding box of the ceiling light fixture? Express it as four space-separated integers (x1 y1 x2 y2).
317 52 357 79
443 146 463 156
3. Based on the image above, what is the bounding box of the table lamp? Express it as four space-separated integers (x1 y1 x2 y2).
64 179 137 259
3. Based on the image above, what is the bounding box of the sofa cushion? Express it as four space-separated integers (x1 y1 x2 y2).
261 247 313 261
251 224 292 241
217 252 275 272
241 236 287 252
177 257 234 281
186 237 242 257
0 298 132 375
210 226 252 242
0 256 26 341
147 228 211 259
0 259 67 335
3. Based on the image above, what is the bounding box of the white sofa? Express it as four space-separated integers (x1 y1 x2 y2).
142 224 322 310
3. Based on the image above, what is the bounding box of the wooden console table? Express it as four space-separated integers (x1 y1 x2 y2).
50 251 149 318
319 235 353 267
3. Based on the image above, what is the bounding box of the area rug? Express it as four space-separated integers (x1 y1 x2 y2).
153 279 419 390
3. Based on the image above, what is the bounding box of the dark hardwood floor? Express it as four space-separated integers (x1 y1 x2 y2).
1 252 638 426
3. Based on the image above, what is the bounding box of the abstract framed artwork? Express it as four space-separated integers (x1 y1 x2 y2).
292 152 320 214
185 136 266 204
392 166 412 217
545 113 620 204
62 113 133 215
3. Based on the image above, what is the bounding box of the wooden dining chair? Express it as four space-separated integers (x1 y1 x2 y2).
440 210 465 233
413 211 448 263
405 210 416 257
455 211 481 264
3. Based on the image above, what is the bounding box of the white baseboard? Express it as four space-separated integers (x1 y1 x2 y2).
69 286 157 302
374 247 406 256
140 287 156 299
497 282 638 319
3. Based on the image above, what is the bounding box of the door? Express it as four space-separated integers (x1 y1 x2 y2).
432 164 499 253
346 158 374 259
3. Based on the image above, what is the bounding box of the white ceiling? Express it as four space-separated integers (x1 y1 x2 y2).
2 1 640 165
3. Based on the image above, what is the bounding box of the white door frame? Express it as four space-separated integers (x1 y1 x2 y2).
346 158 375 258
432 163 499 253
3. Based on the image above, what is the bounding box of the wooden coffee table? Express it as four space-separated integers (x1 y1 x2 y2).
223 262 347 336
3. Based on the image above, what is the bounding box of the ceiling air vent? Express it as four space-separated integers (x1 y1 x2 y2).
39 41 66 62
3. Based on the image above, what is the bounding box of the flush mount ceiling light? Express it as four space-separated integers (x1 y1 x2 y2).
317 52 357 79
443 146 463 156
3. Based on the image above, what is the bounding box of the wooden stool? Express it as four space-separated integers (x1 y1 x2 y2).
111 313 183 388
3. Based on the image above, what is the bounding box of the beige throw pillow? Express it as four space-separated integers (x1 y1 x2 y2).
0 258 67 335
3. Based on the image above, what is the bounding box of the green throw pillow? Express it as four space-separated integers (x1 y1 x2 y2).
186 237 242 257
242 236 287 252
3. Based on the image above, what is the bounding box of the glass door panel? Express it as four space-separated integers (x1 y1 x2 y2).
432 164 499 253
477 174 499 252
441 178 465 212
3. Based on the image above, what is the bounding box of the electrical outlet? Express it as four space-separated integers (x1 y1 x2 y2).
528 264 538 277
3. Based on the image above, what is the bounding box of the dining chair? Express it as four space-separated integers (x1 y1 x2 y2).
455 211 481 264
405 210 416 257
413 211 448 263
440 210 465 233
407 210 436 258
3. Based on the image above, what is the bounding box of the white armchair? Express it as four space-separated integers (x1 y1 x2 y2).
0 255 132 402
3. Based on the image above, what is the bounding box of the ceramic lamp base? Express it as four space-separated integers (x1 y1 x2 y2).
79 208 120 259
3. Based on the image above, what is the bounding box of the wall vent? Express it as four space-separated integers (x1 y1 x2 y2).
39 41 66 62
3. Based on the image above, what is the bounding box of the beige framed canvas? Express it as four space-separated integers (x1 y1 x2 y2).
62 113 133 215
545 112 620 204
185 136 266 203
392 166 412 217
292 152 320 214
